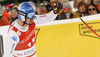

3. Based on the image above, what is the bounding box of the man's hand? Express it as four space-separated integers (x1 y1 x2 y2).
53 2 63 14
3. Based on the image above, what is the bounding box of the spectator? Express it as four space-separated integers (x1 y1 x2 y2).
87 0 100 7
10 8 18 24
6 3 19 22
57 2 73 20
86 3 100 15
93 0 100 11
0 15 10 26
88 0 93 4
93 0 100 7
0 5 10 26
1 2 10 21
3 10 10 21
40 7 47 15
76 1 87 17
72 0 83 12
40 1 50 13
37 1 50 14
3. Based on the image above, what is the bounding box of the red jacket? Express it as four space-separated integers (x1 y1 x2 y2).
0 16 10 26
3 11 10 19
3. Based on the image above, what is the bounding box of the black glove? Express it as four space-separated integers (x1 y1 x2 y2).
53 2 63 14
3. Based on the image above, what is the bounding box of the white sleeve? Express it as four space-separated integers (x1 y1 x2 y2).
34 11 58 24
3 31 19 57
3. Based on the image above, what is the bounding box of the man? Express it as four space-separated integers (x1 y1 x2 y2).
0 5 10 26
3 1 62 57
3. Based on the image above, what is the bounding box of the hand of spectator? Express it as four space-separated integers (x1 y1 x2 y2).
53 2 63 14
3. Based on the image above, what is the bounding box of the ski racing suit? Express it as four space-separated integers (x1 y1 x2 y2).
3 11 57 57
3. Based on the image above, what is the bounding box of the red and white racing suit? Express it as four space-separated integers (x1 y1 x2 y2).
3 11 57 57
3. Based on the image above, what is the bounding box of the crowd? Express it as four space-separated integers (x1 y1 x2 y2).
0 0 100 26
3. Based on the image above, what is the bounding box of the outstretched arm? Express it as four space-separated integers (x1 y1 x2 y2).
34 11 58 24
34 2 63 24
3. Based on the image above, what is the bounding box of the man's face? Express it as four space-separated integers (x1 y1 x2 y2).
88 5 97 15
79 5 86 13
25 17 35 25
50 0 57 7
